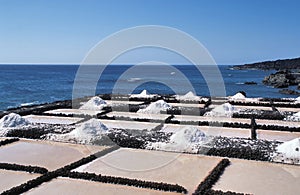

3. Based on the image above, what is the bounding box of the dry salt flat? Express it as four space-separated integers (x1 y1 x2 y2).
0 169 40 193
25 177 179 195
73 148 222 194
256 130 300 142
162 124 252 139
161 124 300 142
44 109 100 116
173 115 299 128
105 100 144 105
213 158 300 195
173 115 251 124
232 105 300 112
277 107 300 112
100 119 161 130
23 115 83 125
233 105 273 111
106 111 171 121
0 139 107 171
168 103 205 108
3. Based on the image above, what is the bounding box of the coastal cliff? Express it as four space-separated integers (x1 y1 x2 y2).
233 57 300 70
233 57 300 95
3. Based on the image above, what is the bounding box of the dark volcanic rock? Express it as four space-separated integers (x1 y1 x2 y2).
233 57 300 70
244 81 257 85
274 82 289 88
263 70 297 88
279 89 300 95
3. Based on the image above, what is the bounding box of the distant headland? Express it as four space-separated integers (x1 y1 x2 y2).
233 57 300 70
233 57 300 95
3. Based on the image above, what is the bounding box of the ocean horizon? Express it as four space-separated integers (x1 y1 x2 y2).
0 64 296 111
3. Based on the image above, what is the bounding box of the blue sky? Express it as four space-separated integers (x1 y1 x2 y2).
0 0 300 65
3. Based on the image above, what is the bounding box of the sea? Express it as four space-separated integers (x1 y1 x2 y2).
0 65 298 111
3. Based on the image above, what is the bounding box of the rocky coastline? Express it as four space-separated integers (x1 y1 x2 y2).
233 57 300 95
233 57 300 70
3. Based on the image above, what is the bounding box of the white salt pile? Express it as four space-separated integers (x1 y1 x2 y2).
204 103 237 117
285 112 300 122
80 97 107 110
130 90 156 98
176 91 201 101
137 100 172 114
295 96 300 103
272 138 300 164
70 118 108 139
229 92 246 100
0 113 30 128
276 138 300 159
0 113 31 136
46 119 109 144
146 126 210 153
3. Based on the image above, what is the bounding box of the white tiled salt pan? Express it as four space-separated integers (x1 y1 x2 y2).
0 139 106 171
213 158 300 195
106 100 144 105
106 111 170 121
100 119 161 130
161 124 300 142
44 109 100 116
25 177 179 195
74 148 222 193
0 169 40 193
23 115 83 125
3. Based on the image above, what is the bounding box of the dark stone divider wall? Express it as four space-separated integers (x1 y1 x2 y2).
0 138 19 147
259 98 294 103
0 100 73 118
1 145 187 194
192 159 243 195
204 189 245 195
206 147 269 161
232 112 284 120
229 100 300 108
97 112 300 132
63 171 187 194
0 163 48 174
1 146 119 195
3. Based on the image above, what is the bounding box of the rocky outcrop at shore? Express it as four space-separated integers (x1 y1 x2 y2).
262 70 300 88
279 89 300 95
233 57 300 70
244 81 257 85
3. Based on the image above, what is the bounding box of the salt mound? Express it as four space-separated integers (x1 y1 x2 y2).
0 113 30 128
70 118 108 140
137 100 172 114
285 112 300 122
275 138 300 160
230 92 246 100
139 89 150 96
204 103 236 117
46 119 109 144
146 126 209 153
169 126 207 145
80 97 107 110
130 90 155 98
177 91 201 101
296 96 300 103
